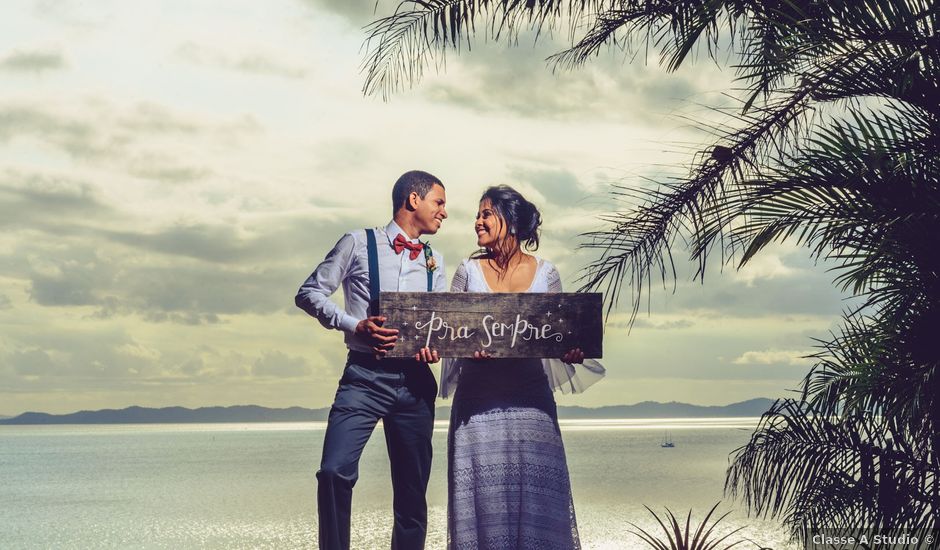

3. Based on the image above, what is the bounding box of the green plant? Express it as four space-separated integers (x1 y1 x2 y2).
628 502 749 550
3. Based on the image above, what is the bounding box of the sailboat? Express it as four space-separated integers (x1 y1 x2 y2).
660 431 675 448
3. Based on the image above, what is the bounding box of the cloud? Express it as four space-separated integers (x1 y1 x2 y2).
32 0 113 28
506 166 590 207
731 253 797 286
102 211 359 264
0 171 113 230
0 0 850 415
2 203 362 323
176 357 206 377
420 37 727 125
137 311 221 325
116 103 206 135
0 49 66 73
105 223 250 263
0 101 260 163
0 105 99 158
9 349 57 376
624 318 695 330
312 138 388 175
175 42 309 79
29 262 116 307
0 329 279 399
622 241 859 319
2 330 159 385
1 173 298 326
125 153 211 183
120 263 297 318
252 350 312 378
20 244 297 320
300 0 381 26
732 349 815 366
0 160 367 325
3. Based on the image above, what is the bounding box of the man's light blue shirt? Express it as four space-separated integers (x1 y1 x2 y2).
295 220 447 353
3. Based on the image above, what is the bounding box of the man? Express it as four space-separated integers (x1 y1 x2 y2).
295 170 447 550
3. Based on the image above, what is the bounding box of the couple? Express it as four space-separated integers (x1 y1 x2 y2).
295 170 604 550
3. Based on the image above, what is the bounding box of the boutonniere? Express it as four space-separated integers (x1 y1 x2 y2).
423 242 437 272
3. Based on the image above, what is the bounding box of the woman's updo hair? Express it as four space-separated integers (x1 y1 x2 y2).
477 185 542 272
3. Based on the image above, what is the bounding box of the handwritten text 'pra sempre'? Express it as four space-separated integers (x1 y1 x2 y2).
414 312 563 349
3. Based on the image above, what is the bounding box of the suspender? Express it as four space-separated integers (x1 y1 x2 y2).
365 228 434 317
426 257 433 292
365 229 380 317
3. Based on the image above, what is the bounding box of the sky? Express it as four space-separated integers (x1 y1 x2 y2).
0 0 856 415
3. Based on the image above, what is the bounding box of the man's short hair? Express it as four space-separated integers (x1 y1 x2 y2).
392 170 444 215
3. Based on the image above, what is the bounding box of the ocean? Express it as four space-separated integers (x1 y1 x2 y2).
0 419 795 549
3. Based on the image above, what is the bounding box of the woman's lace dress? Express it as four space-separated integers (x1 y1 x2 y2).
442 258 605 550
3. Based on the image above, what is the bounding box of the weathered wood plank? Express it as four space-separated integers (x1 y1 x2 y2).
381 292 603 358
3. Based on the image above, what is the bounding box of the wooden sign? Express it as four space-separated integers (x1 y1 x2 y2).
381 292 603 358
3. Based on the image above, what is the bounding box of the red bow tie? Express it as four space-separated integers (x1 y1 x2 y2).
393 233 424 260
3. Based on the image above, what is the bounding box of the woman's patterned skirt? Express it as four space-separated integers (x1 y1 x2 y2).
447 360 581 550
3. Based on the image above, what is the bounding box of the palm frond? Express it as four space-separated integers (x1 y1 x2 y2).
362 0 614 98
726 398 940 544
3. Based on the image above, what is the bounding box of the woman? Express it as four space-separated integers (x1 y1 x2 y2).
441 185 605 550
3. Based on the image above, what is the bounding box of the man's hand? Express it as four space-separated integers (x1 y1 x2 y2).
472 350 493 361
355 316 399 357
562 348 584 364
415 347 440 364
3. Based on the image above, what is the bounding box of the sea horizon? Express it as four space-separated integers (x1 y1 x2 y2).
0 417 794 549
0 398 776 424
0 416 763 434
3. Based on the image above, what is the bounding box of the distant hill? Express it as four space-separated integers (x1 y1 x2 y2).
0 405 330 425
555 398 775 419
0 399 775 425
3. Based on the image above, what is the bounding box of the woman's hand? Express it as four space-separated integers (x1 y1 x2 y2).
562 348 584 364
472 350 492 361
415 347 440 364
